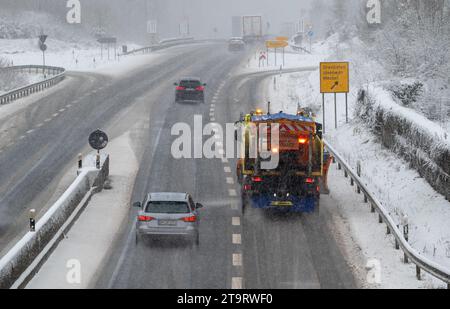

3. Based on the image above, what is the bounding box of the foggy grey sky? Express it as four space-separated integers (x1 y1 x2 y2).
152 0 312 38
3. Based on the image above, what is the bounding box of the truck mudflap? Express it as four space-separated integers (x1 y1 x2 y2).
249 194 318 213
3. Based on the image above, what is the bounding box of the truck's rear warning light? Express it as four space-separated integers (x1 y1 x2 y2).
252 176 262 182
244 184 252 191
306 178 315 184
298 137 308 144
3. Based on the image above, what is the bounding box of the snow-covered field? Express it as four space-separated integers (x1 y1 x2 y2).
258 36 450 288
0 38 142 73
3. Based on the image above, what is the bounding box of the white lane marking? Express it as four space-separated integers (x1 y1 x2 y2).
232 217 241 226
224 166 232 173
52 113 59 117
19 135 25 140
228 189 237 197
72 99 79 104
210 117 216 122
107 124 164 289
36 123 44 128
212 99 217 103
221 157 228 163
232 234 242 245
226 177 234 185
210 107 215 112
231 277 243 289
59 108 65 112
26 129 35 134
66 104 72 108
232 253 242 266
44 118 52 122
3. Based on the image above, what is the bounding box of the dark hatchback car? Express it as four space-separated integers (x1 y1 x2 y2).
174 78 207 103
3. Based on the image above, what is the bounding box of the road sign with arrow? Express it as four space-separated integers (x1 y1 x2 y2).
320 62 349 93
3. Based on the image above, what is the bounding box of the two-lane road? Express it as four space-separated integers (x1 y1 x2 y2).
0 43 242 257
94 57 357 289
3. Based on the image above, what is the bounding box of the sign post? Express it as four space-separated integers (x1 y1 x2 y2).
88 129 109 169
320 62 350 133
39 35 48 78
265 40 288 67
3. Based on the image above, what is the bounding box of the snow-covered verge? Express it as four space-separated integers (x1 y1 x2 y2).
327 162 447 289
26 132 138 289
259 35 450 288
356 85 450 200
0 9 144 76
0 154 109 289
238 42 330 75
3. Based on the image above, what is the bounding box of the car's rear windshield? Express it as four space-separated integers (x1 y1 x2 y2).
180 80 201 88
145 201 190 214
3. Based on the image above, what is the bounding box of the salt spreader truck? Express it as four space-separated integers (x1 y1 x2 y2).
236 109 333 214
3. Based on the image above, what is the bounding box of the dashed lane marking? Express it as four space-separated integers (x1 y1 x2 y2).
44 118 52 122
224 166 231 173
228 189 237 197
232 254 242 266
26 129 35 134
231 277 243 289
232 234 242 245
232 217 240 226
52 113 59 117
226 177 234 185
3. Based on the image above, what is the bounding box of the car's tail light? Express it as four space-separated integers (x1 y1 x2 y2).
176 86 185 91
306 178 315 184
181 215 197 222
244 184 252 191
195 86 205 91
252 176 262 182
138 215 154 222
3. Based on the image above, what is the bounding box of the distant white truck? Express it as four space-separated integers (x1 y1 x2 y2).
242 15 263 43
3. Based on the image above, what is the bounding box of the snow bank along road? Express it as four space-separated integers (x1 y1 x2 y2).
3 41 357 289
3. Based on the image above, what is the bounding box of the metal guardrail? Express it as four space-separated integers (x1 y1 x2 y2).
0 65 65 105
123 37 196 56
291 44 311 54
324 140 450 289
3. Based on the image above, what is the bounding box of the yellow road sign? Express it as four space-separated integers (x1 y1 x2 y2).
276 36 289 42
266 40 288 49
320 62 349 93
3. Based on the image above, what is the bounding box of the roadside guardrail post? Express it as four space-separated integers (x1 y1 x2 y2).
96 153 101 169
416 266 421 280
386 226 391 234
338 163 342 170
78 153 83 169
29 209 36 232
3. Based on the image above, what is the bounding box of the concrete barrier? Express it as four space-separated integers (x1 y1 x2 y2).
0 156 109 289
